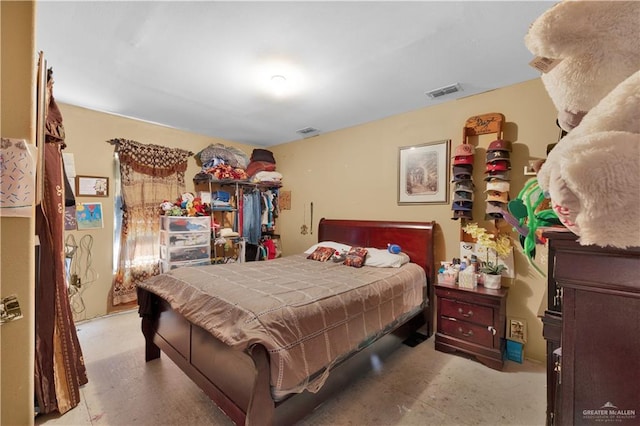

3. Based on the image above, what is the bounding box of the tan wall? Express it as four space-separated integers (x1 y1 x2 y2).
1 2 37 424
271 78 557 362
58 103 255 321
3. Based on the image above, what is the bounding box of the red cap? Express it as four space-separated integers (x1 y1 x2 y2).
485 160 511 173
487 139 512 152
453 155 474 165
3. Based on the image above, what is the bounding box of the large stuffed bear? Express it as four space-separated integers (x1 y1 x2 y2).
525 0 640 249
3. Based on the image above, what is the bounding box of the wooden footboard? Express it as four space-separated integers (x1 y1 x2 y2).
140 291 425 426
139 218 436 425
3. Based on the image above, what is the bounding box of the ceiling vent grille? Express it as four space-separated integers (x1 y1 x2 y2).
296 127 320 138
425 83 462 99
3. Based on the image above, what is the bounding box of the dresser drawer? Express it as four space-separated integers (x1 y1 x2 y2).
160 230 210 247
440 298 493 326
160 245 210 262
440 316 494 348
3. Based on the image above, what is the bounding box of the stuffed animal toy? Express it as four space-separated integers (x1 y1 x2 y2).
525 0 640 249
331 250 347 263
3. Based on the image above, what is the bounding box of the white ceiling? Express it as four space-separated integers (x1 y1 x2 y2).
36 1 555 147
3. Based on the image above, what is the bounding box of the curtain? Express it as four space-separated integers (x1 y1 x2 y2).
35 72 88 415
108 139 193 305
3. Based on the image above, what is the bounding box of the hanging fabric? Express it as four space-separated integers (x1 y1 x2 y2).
34 69 88 415
242 189 262 245
108 138 193 305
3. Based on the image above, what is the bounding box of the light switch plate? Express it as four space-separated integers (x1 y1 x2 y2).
0 294 23 324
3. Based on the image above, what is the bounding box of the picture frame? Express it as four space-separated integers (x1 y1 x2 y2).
75 202 104 230
507 317 527 343
398 139 450 204
76 175 109 197
524 160 539 176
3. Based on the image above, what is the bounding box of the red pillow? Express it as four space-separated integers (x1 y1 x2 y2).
306 246 334 262
343 247 368 268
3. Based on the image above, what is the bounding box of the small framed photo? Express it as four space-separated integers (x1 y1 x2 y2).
507 317 527 343
76 175 109 197
524 160 539 176
398 139 450 204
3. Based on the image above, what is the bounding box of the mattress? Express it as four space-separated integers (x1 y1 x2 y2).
137 253 426 396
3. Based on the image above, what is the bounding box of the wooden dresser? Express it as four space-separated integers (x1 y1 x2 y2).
542 231 640 426
435 282 507 370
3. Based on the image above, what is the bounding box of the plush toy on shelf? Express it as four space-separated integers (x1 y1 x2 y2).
525 0 640 249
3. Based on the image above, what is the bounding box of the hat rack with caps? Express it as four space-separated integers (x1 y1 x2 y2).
485 139 512 221
452 112 506 223
451 139 475 220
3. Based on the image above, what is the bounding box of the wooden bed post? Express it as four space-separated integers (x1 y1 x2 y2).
138 288 161 362
246 344 275 426
141 314 161 362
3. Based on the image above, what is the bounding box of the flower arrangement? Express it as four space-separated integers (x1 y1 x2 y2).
160 192 211 217
463 223 512 275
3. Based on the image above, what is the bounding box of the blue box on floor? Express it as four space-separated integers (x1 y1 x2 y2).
506 339 524 363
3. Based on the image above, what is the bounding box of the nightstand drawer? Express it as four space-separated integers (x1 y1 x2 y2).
440 298 493 325
440 317 493 348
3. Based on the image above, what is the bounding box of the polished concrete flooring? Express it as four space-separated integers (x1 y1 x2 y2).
36 309 546 425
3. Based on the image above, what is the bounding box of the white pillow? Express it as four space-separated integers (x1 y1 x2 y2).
304 241 352 255
365 248 411 268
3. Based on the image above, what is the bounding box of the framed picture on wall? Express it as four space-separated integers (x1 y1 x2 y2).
75 202 104 230
76 175 109 197
398 139 450 204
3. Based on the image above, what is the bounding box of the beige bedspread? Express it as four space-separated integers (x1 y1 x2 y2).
137 254 426 396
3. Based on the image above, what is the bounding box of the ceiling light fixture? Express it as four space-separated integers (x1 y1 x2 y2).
270 75 287 95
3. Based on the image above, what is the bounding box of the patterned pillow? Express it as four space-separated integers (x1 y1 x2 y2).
306 246 335 262
343 247 368 268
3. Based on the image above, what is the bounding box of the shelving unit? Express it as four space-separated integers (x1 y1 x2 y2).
193 177 282 262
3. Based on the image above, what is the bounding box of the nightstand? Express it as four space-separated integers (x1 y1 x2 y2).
435 282 508 370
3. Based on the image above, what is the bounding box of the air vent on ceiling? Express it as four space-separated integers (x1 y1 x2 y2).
296 127 320 138
425 83 462 99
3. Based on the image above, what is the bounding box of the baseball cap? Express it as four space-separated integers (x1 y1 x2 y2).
453 155 474 165
485 161 511 173
453 164 473 176
484 171 511 181
485 201 506 219
486 150 510 163
451 210 473 220
486 201 506 214
453 180 475 192
485 181 510 193
453 191 474 202
486 191 509 203
487 139 512 152
453 144 474 157
485 212 503 220
452 200 473 211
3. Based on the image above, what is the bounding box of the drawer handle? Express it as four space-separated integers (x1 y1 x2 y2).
458 307 473 317
457 327 473 337
487 326 496 335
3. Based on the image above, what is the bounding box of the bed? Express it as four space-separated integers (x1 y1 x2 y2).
138 218 435 425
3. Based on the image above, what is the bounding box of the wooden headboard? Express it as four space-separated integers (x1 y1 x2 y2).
317 218 436 288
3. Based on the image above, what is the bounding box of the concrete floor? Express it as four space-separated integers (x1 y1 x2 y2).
36 309 546 426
